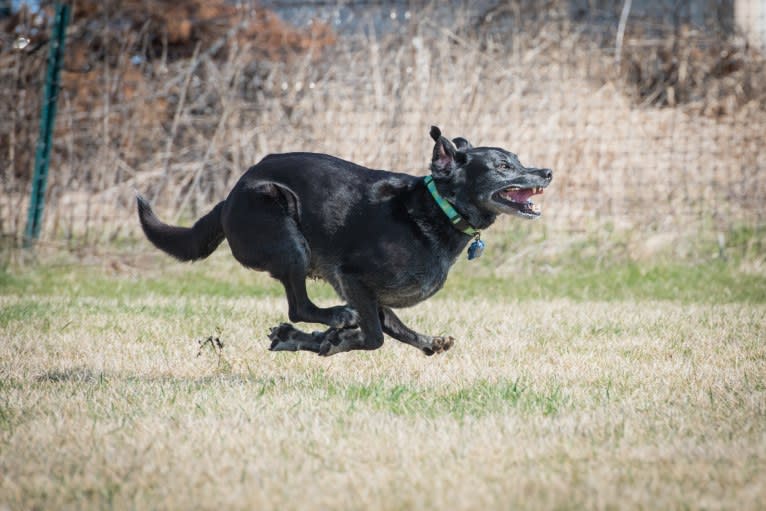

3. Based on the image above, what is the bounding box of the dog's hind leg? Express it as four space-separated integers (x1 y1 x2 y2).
379 307 454 356
280 270 358 328
316 277 384 356
268 323 323 353
224 182 357 329
269 279 385 356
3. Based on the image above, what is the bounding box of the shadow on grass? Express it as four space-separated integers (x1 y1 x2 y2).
30 365 568 420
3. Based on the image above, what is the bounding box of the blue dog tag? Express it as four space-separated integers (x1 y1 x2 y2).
467 238 485 260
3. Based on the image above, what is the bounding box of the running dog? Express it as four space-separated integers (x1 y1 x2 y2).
137 126 552 356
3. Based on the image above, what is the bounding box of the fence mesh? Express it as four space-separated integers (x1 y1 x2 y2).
1 0 765 250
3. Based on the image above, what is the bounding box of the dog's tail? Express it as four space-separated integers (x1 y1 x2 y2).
136 194 226 262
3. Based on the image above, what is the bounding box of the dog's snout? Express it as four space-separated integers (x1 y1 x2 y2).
529 167 553 182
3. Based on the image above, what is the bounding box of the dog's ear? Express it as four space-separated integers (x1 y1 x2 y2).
430 126 467 177
452 137 473 151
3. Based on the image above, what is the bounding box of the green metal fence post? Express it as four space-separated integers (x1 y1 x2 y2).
23 2 71 248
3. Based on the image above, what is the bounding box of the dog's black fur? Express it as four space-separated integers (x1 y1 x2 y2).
137 126 552 356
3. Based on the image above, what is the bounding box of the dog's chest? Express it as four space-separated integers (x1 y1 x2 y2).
375 256 453 308
316 251 452 309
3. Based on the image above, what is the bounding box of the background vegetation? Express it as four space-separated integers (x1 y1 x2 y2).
1 0 764 247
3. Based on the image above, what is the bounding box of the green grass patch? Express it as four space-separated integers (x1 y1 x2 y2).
1 229 764 303
324 378 569 419
0 372 566 435
446 259 766 303
0 261 287 300
0 301 54 330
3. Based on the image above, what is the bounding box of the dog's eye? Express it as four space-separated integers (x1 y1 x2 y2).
498 162 510 170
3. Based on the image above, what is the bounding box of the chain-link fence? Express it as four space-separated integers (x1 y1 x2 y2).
2 0 765 249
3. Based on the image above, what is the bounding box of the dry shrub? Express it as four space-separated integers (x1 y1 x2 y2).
0 0 335 185
1 5 49 186
70 0 336 60
1 2 764 247
619 24 766 116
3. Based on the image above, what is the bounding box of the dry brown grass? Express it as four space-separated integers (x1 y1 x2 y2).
1 2 765 245
1 265 764 509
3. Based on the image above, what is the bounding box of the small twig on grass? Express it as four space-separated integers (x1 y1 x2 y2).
196 329 230 372
197 335 224 357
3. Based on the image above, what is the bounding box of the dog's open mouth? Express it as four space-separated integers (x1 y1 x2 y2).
493 187 545 218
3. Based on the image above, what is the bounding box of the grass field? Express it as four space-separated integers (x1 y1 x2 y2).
1 237 765 510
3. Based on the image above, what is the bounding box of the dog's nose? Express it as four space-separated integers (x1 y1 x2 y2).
542 168 553 181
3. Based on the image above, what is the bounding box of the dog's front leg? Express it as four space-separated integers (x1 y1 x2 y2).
379 307 454 356
317 278 384 356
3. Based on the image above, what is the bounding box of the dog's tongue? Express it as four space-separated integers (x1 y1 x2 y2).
506 188 535 203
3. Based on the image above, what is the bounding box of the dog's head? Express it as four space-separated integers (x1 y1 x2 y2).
429 126 552 225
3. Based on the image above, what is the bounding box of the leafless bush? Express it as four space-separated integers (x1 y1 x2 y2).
1 1 764 248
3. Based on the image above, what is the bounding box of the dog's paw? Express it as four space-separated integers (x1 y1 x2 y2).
423 336 454 356
318 341 335 357
318 328 383 356
318 340 342 357
268 322 295 340
331 307 359 329
268 323 298 350
319 329 346 357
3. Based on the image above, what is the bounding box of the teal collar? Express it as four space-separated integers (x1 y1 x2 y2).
423 175 479 236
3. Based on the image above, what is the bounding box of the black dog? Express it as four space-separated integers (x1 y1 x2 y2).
137 126 552 356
